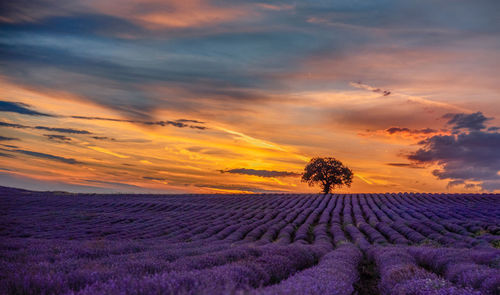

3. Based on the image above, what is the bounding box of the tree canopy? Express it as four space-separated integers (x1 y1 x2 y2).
302 157 353 194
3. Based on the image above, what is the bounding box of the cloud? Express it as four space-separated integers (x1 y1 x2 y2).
185 146 241 158
87 146 129 158
0 8 320 121
0 171 173 194
333 99 448 131
177 119 205 124
386 163 424 168
446 180 479 190
35 126 91 134
443 112 492 131
219 168 300 178
0 152 16 158
44 134 71 141
0 120 92 134
70 116 207 130
194 183 278 193
13 149 81 164
0 104 204 133
143 176 166 181
0 136 18 141
91 136 115 141
408 124 500 191
386 127 437 135
350 81 391 96
359 126 442 140
0 100 55 117
0 122 25 129
446 179 465 188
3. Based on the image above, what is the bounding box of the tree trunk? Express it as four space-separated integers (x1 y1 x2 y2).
322 184 331 194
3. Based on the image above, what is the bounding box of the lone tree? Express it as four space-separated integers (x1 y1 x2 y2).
302 157 353 194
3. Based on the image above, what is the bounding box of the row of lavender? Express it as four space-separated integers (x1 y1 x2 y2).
2 239 498 294
2 192 498 248
0 187 499 294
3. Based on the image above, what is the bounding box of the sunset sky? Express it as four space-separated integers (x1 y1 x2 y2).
1 0 499 193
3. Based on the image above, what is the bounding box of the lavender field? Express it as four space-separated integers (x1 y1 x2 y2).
1 187 499 295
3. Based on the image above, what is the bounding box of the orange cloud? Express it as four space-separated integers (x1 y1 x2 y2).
86 0 256 29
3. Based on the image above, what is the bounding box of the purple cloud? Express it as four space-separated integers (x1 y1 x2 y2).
443 112 492 131
408 124 500 191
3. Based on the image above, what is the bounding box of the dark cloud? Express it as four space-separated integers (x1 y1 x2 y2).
0 121 27 129
464 183 478 189
487 126 499 132
386 163 424 168
0 152 16 158
351 82 391 96
0 99 206 131
0 120 92 134
446 180 479 190
219 168 300 178
70 116 207 130
369 87 391 97
446 180 465 188
387 127 410 134
443 112 491 131
190 126 208 130
34 126 91 134
44 134 71 141
408 128 500 191
143 176 166 181
177 119 205 124
0 136 18 141
91 136 115 141
386 127 437 135
13 149 81 164
0 100 54 117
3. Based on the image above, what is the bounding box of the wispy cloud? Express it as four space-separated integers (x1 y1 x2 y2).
44 134 71 141
13 149 81 164
34 126 91 134
70 116 207 129
143 176 166 181
194 183 279 194
91 136 115 141
0 121 92 134
219 168 300 178
0 100 55 117
87 146 129 158
349 82 470 112
386 127 437 135
0 136 18 141
386 163 424 169
350 81 391 96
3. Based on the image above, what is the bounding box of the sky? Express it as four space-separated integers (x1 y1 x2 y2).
0 0 499 194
